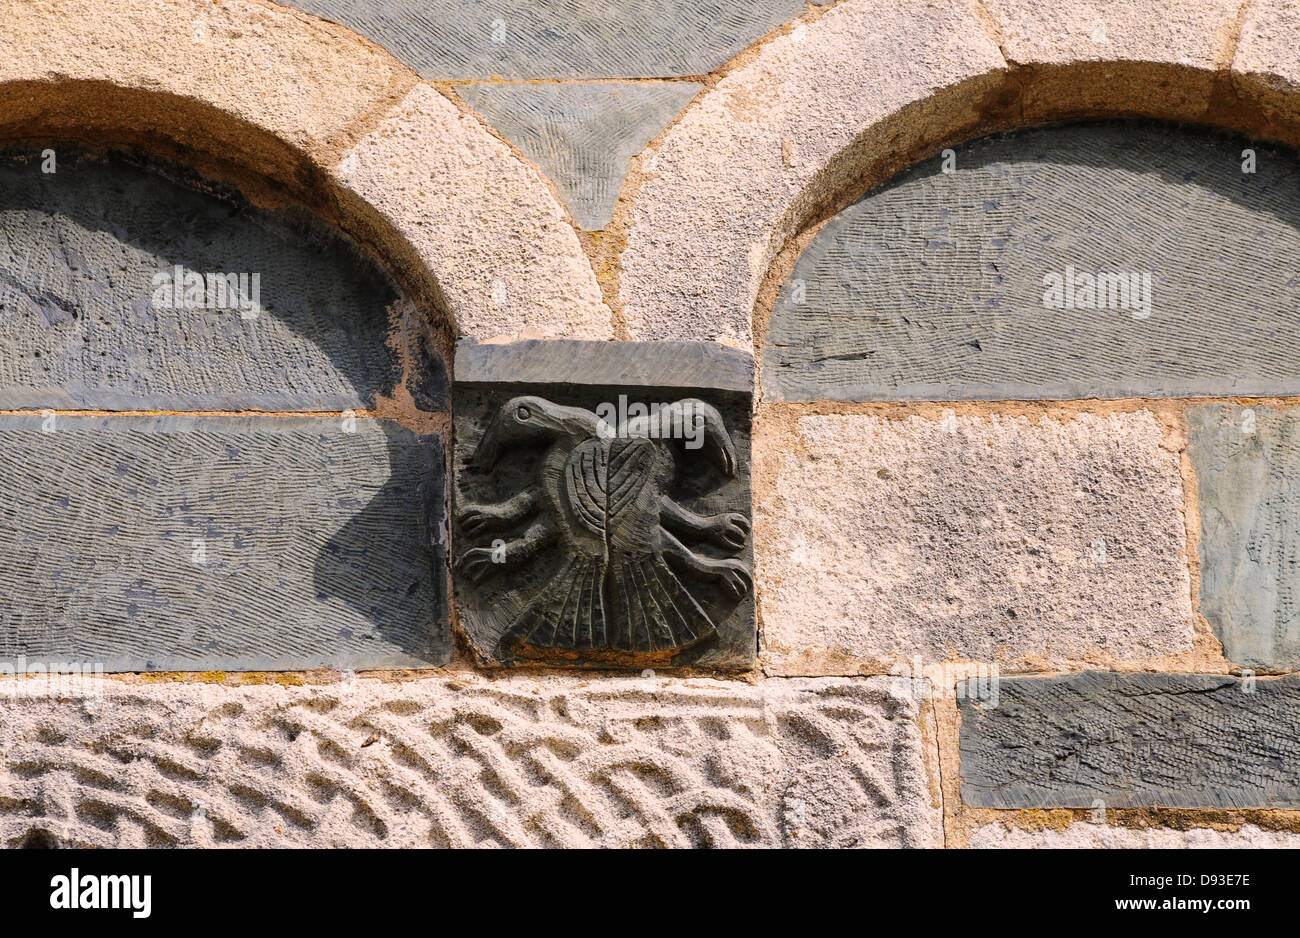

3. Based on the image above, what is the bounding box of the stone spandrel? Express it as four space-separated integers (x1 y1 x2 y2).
959 672 1300 809
0 675 940 848
0 415 448 671
288 0 829 79
456 82 703 230
452 339 755 670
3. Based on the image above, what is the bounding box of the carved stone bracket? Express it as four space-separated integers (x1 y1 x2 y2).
453 339 755 669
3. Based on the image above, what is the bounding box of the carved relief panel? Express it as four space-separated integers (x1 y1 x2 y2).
453 340 755 669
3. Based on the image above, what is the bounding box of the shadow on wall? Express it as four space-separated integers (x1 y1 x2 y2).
0 147 450 669
312 419 447 665
0 146 448 411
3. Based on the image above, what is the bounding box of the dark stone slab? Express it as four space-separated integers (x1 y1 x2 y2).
1188 404 1300 670
455 339 753 393
0 148 446 411
453 340 754 669
288 0 826 79
456 82 701 230
0 415 447 670
959 672 1300 809
764 121 1300 402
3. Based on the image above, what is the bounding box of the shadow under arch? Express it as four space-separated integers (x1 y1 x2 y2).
0 143 450 668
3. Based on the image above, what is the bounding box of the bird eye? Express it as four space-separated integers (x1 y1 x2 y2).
516 405 532 420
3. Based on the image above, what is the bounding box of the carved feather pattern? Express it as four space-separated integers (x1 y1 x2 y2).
565 440 607 537
562 437 657 541
505 436 715 654
504 551 714 653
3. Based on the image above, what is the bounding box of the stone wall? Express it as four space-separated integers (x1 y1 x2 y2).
3 0 1300 849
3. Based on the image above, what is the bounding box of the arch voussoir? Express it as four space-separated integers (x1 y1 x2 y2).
616 0 1291 349
0 0 613 342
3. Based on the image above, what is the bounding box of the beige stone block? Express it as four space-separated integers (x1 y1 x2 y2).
758 411 1194 674
970 822 1300 847
0 0 411 166
1232 0 1300 144
982 0 1242 118
0 674 940 848
334 83 612 340
617 0 1008 345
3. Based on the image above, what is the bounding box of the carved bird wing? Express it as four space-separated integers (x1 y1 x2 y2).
501 435 718 655
563 436 658 541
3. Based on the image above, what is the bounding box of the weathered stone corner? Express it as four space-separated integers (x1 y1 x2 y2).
452 339 755 670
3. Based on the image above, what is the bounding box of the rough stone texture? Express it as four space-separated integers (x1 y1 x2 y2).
453 341 754 669
1188 404 1300 671
0 0 411 170
970 822 1300 848
764 122 1300 402
0 675 941 848
334 83 612 340
759 412 1193 674
960 672 1300 809
457 82 701 230
455 338 754 392
1233 0 1300 146
619 0 1008 344
0 415 447 671
286 0 826 79
0 148 445 411
982 0 1241 118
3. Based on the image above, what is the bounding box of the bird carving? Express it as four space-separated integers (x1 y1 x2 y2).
457 395 751 657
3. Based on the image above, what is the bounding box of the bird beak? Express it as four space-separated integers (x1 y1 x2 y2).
706 431 737 477
689 401 737 477
472 417 505 469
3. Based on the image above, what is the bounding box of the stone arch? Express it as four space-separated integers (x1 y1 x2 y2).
0 0 612 342
614 0 1300 347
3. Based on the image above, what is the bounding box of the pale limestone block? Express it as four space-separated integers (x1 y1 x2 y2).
758 411 1193 674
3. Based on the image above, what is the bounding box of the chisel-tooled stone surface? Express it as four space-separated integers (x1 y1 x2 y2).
764 122 1300 402
759 411 1193 674
1188 404 1300 670
959 672 1300 809
0 415 447 671
0 149 441 411
0 675 940 848
456 82 701 230
285 0 826 79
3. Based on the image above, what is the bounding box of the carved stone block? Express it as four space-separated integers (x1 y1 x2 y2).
0 675 939 847
453 339 754 669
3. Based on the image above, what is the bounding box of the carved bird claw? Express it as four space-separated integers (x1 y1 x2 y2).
711 512 751 550
458 504 503 538
457 545 502 584
714 558 753 599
